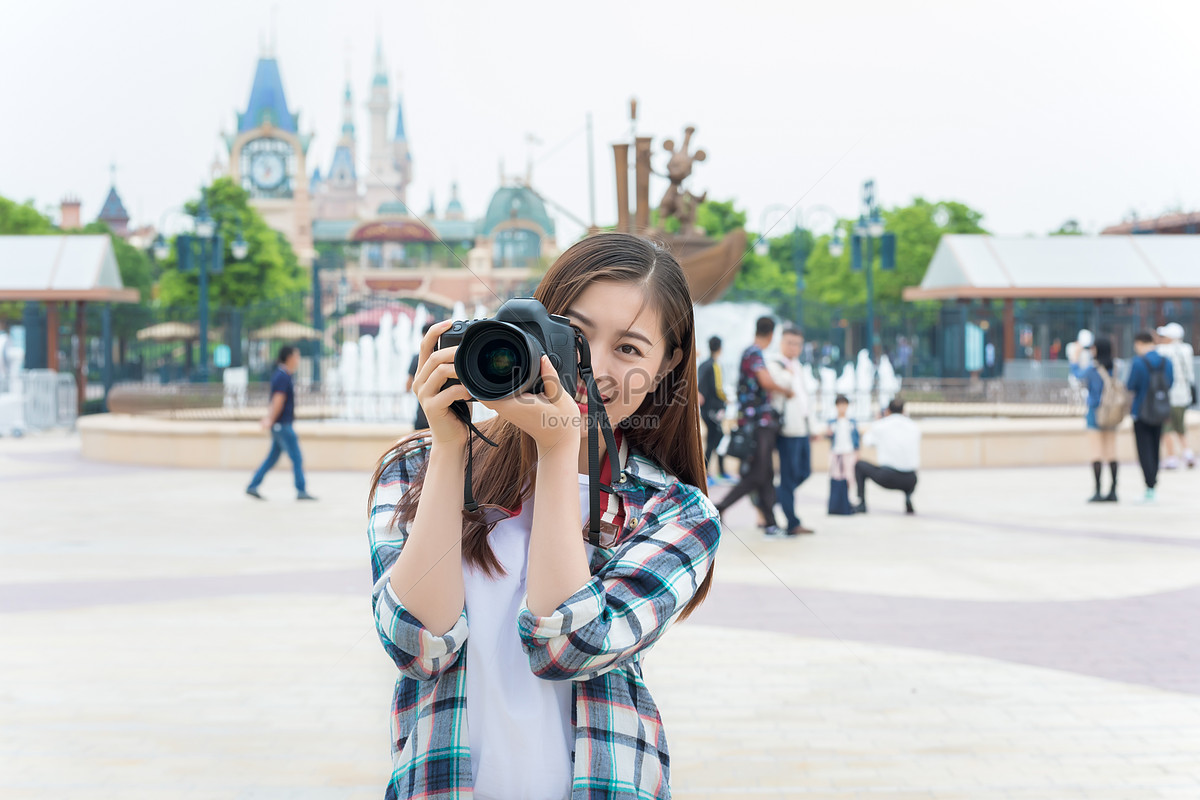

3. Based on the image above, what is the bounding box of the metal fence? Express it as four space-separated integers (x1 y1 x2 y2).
20 370 77 430
727 289 1199 380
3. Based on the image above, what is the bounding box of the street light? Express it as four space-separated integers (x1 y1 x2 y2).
151 190 249 382
851 179 896 361
829 224 845 258
755 203 792 256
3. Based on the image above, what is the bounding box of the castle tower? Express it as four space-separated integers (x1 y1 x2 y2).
316 74 360 220
98 166 131 238
393 76 413 200
364 36 394 214
445 181 465 221
225 52 314 265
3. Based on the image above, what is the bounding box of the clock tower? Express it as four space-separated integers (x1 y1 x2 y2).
225 54 315 266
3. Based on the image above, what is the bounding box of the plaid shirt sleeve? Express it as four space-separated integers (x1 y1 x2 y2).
516 480 720 682
368 442 470 682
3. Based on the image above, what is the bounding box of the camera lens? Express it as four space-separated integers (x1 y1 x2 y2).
456 321 541 400
477 343 520 383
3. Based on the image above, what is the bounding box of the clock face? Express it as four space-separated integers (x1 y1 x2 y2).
239 137 294 198
251 153 287 190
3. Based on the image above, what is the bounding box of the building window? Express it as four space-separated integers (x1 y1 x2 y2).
493 229 540 268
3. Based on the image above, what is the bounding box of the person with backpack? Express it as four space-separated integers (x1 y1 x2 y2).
1126 331 1175 502
1070 336 1123 502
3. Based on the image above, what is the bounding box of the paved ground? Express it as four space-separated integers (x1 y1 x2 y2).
2 432 1198 799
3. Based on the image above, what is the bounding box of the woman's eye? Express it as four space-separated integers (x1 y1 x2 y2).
618 344 643 357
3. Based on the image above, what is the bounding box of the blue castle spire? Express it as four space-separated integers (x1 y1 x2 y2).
237 57 298 133
395 91 407 140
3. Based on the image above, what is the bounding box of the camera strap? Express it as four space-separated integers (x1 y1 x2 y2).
576 330 622 547
449 399 498 513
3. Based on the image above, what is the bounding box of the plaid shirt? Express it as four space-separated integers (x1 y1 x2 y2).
368 436 721 799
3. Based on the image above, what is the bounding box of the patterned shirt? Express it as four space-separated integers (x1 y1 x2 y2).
368 436 721 800
736 344 776 428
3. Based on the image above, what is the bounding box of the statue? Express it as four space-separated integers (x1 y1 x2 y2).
612 106 746 304
657 127 707 233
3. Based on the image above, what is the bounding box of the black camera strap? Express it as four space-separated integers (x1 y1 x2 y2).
576 330 622 547
450 399 497 513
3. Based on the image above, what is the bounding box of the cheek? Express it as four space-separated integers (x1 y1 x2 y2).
618 364 656 402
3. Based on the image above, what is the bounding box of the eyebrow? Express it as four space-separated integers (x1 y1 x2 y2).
566 308 654 348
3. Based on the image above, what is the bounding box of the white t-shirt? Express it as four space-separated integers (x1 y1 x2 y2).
767 356 818 438
461 475 596 800
864 414 921 472
1158 341 1196 407
831 418 857 454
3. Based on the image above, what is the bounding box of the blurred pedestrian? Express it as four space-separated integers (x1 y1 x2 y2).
1070 336 1122 502
246 345 316 501
853 398 920 514
767 326 815 535
1156 322 1196 469
1127 331 1174 502
715 316 795 536
698 335 733 484
825 395 859 515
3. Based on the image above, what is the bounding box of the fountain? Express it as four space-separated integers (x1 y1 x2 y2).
818 365 838 425
877 355 902 411
854 349 876 421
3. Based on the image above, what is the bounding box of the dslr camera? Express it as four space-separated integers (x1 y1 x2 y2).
436 298 579 401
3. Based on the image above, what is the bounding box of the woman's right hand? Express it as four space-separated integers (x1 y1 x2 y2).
412 319 475 447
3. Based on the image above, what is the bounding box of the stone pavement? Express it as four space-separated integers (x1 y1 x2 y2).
1 433 1198 799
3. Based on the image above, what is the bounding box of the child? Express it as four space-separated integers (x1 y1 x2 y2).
826 394 860 515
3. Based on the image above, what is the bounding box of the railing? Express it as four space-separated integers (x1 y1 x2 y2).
104 375 1096 425
22 370 78 430
104 381 417 422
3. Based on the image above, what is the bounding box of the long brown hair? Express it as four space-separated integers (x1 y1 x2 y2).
369 232 714 619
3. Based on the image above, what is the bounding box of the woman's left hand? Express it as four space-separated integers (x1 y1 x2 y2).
481 355 582 454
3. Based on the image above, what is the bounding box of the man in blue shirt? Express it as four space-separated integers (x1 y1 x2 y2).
1126 331 1174 502
247 345 316 501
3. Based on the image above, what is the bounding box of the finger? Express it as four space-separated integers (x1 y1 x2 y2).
414 344 458 389
418 319 457 373
537 354 566 403
417 362 466 405
427 382 473 413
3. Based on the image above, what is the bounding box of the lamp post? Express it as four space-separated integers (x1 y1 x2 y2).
152 192 248 382
311 248 342 384
848 180 895 361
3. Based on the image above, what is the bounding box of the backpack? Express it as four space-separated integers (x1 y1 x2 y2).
1140 358 1172 425
1094 366 1131 430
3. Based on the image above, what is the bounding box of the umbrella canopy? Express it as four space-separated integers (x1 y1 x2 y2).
250 320 323 341
136 322 222 342
340 304 415 329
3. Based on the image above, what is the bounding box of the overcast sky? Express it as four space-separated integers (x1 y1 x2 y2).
3 0 1198 246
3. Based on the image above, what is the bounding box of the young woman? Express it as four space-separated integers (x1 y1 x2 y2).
367 233 722 800
1070 336 1118 502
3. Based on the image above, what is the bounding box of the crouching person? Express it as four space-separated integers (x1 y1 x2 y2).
853 398 921 515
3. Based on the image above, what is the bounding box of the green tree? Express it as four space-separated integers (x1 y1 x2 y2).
695 199 746 238
1051 219 1083 235
804 198 988 308
157 177 306 309
0 195 55 235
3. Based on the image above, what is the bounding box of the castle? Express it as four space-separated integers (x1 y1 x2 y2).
225 39 558 311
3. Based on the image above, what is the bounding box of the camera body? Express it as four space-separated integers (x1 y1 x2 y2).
436 297 579 401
